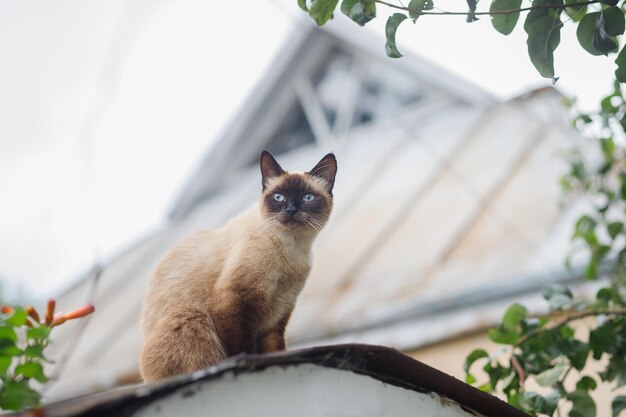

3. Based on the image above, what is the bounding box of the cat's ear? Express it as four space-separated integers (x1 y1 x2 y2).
260 150 285 189
307 153 337 193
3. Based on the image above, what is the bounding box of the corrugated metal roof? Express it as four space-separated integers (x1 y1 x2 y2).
24 345 530 417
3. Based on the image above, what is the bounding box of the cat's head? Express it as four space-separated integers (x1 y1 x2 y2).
259 151 337 233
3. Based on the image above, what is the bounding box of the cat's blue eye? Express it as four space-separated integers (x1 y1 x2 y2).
273 193 285 202
303 193 315 202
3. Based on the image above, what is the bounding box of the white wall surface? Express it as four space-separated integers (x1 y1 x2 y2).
134 363 476 417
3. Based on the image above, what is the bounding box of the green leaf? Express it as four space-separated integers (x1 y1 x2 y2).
521 317 548 336
535 358 567 386
578 12 618 56
608 221 624 240
576 113 593 125
616 45 626 83
585 244 610 280
506 390 522 408
488 327 520 344
568 390 596 417
561 339 589 370
298 0 309 11
0 326 17 342
613 396 626 417
593 11 619 54
408 0 433 22
340 0 375 26
621 112 626 130
464 348 488 383
466 0 479 22
500 370 517 392
518 328 562 373
565 0 586 21
568 8 587 22
309 0 339 26
0 339 21 357
0 356 11 375
576 375 597 391
478 382 492 392
561 325 575 338
585 260 598 279
600 0 619 5
596 287 615 306
601 356 626 386
464 348 488 372
385 13 408 58
524 4 563 80
602 95 619 115
589 322 616 359
578 12 605 56
502 303 528 331
490 0 522 35
573 215 597 244
4 307 27 327
600 136 616 159
483 361 510 391
26 325 50 341
15 361 48 383
24 344 44 359
604 6 625 36
548 293 573 310
620 171 626 200
592 242 610 270
545 391 561 414
487 304 528 345
542 284 573 310
522 391 559 415
0 380 41 410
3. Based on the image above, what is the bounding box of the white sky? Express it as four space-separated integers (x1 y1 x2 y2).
0 0 616 301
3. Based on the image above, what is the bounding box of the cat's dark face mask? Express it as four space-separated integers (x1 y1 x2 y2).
264 177 329 230
259 151 336 232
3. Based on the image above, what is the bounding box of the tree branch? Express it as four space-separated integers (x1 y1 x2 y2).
374 0 599 17
511 355 526 388
514 308 626 348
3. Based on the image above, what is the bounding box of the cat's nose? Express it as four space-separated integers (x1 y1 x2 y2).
286 201 298 216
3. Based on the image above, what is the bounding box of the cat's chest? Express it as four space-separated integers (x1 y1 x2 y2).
263 249 310 296
255 235 311 278
260 274 307 332
219 243 311 296
258 248 310 324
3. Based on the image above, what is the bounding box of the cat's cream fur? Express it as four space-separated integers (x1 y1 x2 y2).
140 151 336 381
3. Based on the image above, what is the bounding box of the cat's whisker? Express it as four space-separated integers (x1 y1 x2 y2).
307 215 326 229
271 220 281 235
304 218 321 233
267 217 280 235
303 219 315 232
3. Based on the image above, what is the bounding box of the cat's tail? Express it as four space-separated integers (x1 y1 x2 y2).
140 307 226 382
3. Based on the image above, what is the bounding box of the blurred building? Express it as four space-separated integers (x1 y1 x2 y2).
47 20 583 403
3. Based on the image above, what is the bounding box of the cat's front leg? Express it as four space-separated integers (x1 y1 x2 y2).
258 329 285 352
214 303 259 355
258 312 291 353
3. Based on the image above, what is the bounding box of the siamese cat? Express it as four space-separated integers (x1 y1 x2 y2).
140 151 337 381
